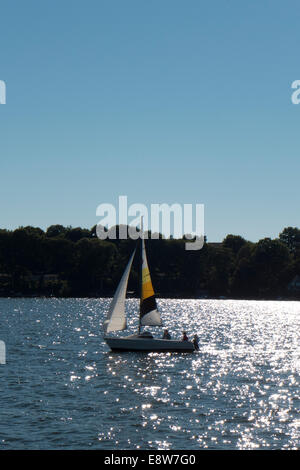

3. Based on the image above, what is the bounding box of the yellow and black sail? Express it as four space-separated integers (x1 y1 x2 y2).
139 237 162 326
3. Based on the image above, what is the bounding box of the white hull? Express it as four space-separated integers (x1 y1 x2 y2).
104 334 195 352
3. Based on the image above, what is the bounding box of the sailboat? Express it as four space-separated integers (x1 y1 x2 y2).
103 227 195 352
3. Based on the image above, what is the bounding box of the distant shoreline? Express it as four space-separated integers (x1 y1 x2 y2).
1 225 299 301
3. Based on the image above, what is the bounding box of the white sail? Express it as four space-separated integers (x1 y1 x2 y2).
103 249 136 334
140 238 162 326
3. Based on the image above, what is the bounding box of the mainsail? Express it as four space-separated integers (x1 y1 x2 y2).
103 249 136 334
140 237 162 326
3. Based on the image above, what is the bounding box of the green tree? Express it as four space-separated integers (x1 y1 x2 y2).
230 242 256 297
46 225 69 238
231 238 292 298
69 238 117 295
206 246 234 296
65 227 91 242
42 237 75 277
222 234 247 255
279 227 300 253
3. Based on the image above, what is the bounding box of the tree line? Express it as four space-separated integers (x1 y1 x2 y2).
0 224 299 299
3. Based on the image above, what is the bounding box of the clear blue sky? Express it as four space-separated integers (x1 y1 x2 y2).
0 0 299 241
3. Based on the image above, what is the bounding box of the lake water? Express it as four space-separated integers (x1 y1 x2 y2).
0 298 299 450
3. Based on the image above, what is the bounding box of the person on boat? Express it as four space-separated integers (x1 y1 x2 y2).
182 331 188 341
162 329 171 339
193 334 199 350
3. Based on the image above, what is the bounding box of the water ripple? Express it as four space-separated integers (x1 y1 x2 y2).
0 298 299 449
